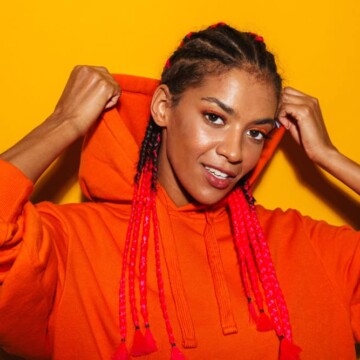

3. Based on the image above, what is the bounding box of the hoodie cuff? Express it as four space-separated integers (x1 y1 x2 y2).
0 158 34 222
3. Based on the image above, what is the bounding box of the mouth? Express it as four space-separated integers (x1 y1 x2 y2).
204 166 231 179
203 165 236 190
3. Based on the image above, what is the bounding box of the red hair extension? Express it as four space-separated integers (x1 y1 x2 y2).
248 32 265 42
247 201 293 338
151 191 175 345
128 163 147 330
209 22 227 29
151 191 185 359
231 185 301 359
138 164 152 324
117 162 152 358
138 163 158 353
115 173 146 358
235 188 283 332
117 179 139 355
228 193 260 323
116 156 183 359
130 161 161 356
243 185 291 338
228 191 270 328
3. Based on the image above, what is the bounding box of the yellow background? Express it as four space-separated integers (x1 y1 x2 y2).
0 0 359 228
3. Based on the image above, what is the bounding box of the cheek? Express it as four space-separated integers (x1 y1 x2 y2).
242 143 264 172
167 118 213 160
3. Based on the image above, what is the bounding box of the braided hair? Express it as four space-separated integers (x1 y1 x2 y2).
114 23 301 360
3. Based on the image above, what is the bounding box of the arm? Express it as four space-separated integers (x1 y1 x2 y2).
277 87 360 195
0 66 120 358
0 65 121 182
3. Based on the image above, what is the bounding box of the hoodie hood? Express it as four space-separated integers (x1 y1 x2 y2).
79 73 285 202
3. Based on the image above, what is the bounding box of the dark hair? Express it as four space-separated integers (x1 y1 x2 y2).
162 24 282 104
115 24 299 360
138 23 282 188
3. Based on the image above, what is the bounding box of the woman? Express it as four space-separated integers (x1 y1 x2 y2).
0 24 359 360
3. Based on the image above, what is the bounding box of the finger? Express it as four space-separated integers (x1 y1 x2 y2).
104 92 121 109
283 89 321 112
92 65 110 72
277 101 320 137
278 102 314 121
281 92 318 108
276 114 301 144
283 87 320 104
95 69 122 96
283 86 312 97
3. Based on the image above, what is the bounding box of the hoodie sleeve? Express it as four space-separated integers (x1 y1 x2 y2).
300 213 360 343
0 159 63 359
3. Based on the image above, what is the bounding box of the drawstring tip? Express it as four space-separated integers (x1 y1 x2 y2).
279 338 302 360
144 327 158 353
113 342 130 360
130 329 149 356
256 312 273 332
171 345 186 360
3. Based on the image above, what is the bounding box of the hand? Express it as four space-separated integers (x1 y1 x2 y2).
277 87 360 195
276 87 335 165
52 65 121 136
0 65 121 182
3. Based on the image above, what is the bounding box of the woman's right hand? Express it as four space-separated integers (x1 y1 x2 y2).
0 65 120 182
53 65 121 136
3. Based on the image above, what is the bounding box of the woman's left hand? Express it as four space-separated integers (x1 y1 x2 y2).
277 87 360 195
276 87 336 165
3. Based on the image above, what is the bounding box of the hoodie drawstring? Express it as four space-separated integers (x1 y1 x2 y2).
157 201 198 349
204 211 238 335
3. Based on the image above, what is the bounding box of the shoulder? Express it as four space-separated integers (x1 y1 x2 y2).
254 204 360 261
255 204 358 237
36 201 130 225
255 204 360 274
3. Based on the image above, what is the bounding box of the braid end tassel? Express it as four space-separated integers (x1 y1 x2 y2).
131 329 149 356
171 346 186 360
279 338 301 360
113 342 130 360
256 312 273 332
144 328 158 353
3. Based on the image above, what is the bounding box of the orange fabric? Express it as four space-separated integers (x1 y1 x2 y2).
0 74 359 360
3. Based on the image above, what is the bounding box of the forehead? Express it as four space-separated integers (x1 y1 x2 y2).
178 68 278 116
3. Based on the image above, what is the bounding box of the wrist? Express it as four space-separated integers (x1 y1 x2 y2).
313 145 341 171
46 112 85 140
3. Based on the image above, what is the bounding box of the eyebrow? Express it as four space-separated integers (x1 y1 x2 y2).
254 118 277 127
201 96 276 127
201 97 235 115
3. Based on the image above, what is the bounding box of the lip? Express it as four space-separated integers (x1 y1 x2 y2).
203 163 237 178
202 164 236 190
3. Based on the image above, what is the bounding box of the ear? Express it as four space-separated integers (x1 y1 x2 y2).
151 84 172 127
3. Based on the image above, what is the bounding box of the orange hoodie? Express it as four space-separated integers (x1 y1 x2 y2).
0 74 359 360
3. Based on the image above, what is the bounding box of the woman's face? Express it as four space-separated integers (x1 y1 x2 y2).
152 68 278 207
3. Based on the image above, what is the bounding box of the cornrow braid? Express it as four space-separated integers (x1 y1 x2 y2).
114 23 301 360
162 23 282 104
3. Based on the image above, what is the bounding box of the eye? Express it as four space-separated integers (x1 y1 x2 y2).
204 112 225 125
247 129 269 142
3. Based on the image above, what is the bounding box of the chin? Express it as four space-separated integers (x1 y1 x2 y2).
189 189 231 207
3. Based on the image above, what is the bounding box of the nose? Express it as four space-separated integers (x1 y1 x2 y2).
216 129 243 163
